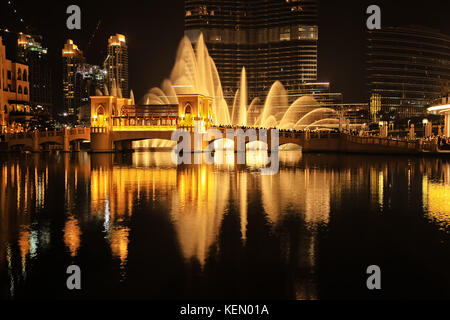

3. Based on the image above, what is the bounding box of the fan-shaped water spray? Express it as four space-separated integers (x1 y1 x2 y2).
305 118 340 130
294 108 340 130
144 33 341 130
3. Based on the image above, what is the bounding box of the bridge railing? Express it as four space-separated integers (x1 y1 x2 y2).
91 127 107 133
344 134 424 150
6 132 33 140
278 131 340 139
69 127 89 135
111 116 179 127
38 130 63 137
7 128 91 141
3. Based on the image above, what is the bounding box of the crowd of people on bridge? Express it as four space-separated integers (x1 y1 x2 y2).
422 135 450 151
214 125 342 135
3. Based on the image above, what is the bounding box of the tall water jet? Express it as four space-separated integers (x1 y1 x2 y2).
130 90 135 105
237 67 247 126
231 89 239 125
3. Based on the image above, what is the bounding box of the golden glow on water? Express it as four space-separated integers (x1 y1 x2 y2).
1 152 450 300
18 227 30 275
171 164 232 264
63 216 81 257
426 184 450 229
132 139 177 149
378 170 384 208
110 225 130 268
424 164 450 231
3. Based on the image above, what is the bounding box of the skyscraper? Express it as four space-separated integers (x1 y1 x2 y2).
366 26 450 120
104 34 129 98
75 63 107 108
17 33 53 113
62 39 85 116
184 0 319 101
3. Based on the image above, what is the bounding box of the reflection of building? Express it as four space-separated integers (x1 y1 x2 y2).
62 39 85 116
104 34 129 98
367 26 450 120
423 161 450 230
17 33 53 114
0 36 31 133
185 0 318 101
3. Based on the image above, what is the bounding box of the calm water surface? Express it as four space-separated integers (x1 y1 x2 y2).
0 151 449 299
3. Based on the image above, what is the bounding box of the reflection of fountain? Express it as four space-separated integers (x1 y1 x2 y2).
144 34 343 130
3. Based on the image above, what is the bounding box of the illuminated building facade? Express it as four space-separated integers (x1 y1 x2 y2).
17 33 53 113
0 35 31 134
104 34 129 98
291 82 343 105
62 39 85 116
184 0 319 101
367 26 450 120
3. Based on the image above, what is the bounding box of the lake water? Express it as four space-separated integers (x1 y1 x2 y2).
0 151 449 299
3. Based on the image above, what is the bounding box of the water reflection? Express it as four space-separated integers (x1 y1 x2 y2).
423 160 450 231
1 151 450 299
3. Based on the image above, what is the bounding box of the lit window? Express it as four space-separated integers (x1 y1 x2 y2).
280 27 291 41
185 10 191 16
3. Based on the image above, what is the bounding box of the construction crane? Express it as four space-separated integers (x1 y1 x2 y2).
84 19 102 56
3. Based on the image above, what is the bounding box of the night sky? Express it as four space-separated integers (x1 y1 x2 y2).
1 0 449 107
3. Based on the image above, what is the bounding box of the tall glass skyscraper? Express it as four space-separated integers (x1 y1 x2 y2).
17 33 53 112
367 26 450 120
62 39 85 116
104 34 129 98
184 0 318 101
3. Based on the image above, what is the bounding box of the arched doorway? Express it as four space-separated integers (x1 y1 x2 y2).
184 103 193 126
96 105 106 127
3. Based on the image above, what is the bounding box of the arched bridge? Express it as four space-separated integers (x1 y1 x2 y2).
4 93 435 155
6 128 90 152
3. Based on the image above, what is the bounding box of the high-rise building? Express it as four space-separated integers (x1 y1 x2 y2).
104 34 129 98
184 0 319 101
0 35 31 133
292 82 342 105
62 39 85 116
17 33 53 113
75 63 107 108
366 26 450 121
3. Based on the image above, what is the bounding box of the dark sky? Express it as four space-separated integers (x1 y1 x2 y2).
1 0 449 106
